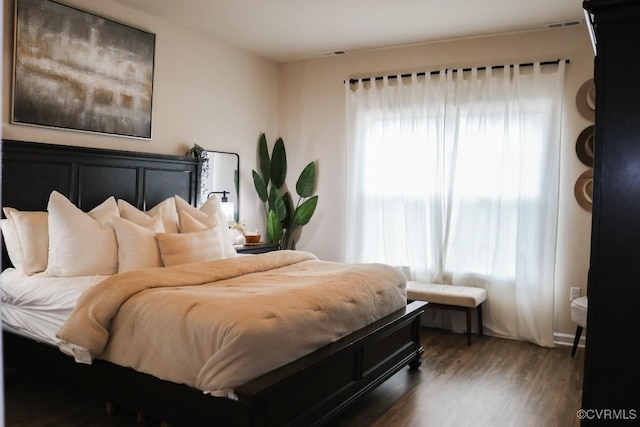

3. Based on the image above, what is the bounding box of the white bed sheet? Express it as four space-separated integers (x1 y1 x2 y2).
0 268 107 346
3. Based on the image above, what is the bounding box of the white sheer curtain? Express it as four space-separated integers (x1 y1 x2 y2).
345 62 565 346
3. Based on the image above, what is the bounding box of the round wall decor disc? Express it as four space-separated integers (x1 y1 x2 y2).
574 170 594 212
576 79 596 121
576 125 595 167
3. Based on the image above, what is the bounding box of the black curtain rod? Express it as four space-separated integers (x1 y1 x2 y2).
347 59 570 85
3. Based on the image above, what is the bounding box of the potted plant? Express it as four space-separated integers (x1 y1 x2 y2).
252 133 318 249
186 143 207 163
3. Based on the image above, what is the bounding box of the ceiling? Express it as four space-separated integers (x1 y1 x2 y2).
110 0 587 63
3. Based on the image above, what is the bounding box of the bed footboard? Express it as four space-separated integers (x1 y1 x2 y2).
235 300 426 426
4 301 426 426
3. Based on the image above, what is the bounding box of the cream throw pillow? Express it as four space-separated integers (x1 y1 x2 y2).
3 208 49 275
46 191 119 277
156 228 226 267
2 208 49 274
113 216 165 273
118 198 180 233
0 218 21 270
177 211 224 256
178 210 218 232
174 195 236 257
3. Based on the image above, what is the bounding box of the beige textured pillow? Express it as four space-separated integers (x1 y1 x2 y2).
118 198 180 234
174 195 236 257
1 216 23 271
156 228 226 267
117 199 149 223
46 191 119 277
2 208 49 274
178 210 218 232
148 198 180 233
113 216 165 273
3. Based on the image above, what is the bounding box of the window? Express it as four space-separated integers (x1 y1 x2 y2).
345 64 566 346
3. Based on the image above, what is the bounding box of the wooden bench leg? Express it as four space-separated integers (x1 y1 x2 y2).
571 325 583 357
466 304 484 345
410 298 484 345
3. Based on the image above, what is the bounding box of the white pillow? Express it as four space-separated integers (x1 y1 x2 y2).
174 195 236 257
2 216 22 271
46 191 119 277
118 198 180 234
178 210 218 232
156 228 226 267
113 216 165 273
2 208 49 274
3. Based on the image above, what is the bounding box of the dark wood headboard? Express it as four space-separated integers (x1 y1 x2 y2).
1 139 199 268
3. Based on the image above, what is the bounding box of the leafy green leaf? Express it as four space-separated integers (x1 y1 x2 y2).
268 186 287 221
252 170 268 202
296 161 316 197
266 210 283 244
292 195 318 226
258 133 270 186
282 191 294 229
282 228 294 250
271 138 287 188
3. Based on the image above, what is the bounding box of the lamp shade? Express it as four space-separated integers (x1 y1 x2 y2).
221 201 234 222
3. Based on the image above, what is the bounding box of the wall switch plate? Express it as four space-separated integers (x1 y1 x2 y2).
570 287 581 301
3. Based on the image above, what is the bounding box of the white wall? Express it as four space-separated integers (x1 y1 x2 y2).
1 0 279 230
278 26 595 338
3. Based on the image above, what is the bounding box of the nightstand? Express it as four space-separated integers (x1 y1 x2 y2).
235 243 279 254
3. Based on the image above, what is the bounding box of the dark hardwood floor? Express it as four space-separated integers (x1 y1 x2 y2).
4 328 584 427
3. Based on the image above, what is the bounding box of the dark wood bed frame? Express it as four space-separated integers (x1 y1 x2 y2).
1 139 426 427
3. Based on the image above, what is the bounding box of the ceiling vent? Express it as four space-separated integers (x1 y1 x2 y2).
545 20 582 29
321 50 348 57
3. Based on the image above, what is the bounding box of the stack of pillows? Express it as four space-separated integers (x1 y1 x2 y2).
1 191 237 277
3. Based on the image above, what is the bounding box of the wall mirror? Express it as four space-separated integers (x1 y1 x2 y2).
200 151 239 224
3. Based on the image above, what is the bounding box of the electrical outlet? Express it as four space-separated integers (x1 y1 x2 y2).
570 287 581 302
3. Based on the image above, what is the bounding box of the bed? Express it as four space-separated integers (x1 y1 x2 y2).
1 139 426 426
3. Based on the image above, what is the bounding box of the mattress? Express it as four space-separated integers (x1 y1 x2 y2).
0 268 107 346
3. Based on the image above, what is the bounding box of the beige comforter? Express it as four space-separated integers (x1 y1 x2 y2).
56 251 406 397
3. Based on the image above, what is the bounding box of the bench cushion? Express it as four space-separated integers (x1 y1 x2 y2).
406 281 487 308
570 295 588 327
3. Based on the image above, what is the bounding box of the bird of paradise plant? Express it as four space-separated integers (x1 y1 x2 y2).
252 133 318 249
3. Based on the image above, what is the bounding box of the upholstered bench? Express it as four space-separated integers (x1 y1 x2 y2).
570 295 588 357
406 281 487 345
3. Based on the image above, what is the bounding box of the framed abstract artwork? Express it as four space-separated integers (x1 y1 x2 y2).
12 0 156 139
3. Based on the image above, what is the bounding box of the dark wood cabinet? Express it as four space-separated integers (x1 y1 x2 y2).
582 0 640 420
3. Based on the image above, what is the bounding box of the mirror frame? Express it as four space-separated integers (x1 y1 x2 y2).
199 150 239 223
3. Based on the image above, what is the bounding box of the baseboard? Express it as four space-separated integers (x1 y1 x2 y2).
554 332 585 348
